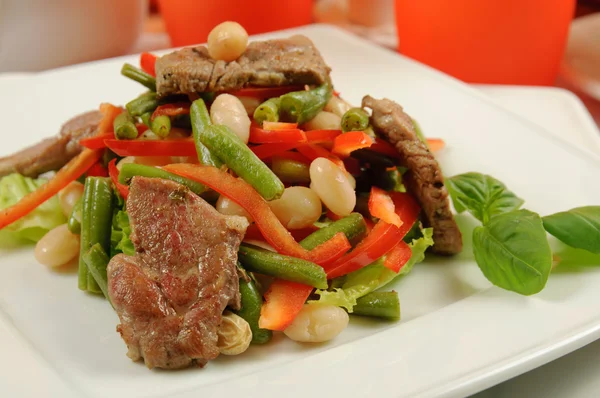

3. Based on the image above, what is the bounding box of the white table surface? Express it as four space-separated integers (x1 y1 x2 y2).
472 85 600 398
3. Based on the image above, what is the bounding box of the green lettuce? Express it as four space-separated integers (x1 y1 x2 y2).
110 210 135 256
0 173 66 243
313 228 434 311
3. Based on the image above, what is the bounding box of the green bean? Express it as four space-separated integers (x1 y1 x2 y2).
83 243 112 303
300 213 367 249
341 108 370 133
238 244 327 289
279 84 332 125
67 197 82 234
140 111 153 127
200 124 284 200
190 99 223 167
375 168 405 192
352 291 400 320
253 97 280 125
113 111 138 140
126 92 159 117
78 177 114 293
119 163 206 196
271 156 310 184
235 276 272 344
150 114 171 138
121 63 156 91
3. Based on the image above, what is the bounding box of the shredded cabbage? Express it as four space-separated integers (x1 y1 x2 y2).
110 210 135 256
313 228 434 311
0 173 66 243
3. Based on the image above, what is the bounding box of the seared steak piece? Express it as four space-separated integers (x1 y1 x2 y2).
0 110 102 178
107 177 248 369
155 35 331 98
362 95 462 255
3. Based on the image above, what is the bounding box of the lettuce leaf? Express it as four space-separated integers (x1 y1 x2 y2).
0 173 66 243
313 228 434 311
110 210 135 257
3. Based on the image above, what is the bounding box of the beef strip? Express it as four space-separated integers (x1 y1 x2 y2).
362 95 463 255
107 177 248 369
155 35 331 98
0 110 102 178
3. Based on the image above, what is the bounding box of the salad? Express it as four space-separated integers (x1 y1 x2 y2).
0 21 598 370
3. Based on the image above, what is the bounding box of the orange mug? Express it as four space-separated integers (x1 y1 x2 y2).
158 0 314 47
395 0 576 85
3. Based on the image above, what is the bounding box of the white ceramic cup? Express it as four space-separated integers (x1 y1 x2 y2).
0 0 146 72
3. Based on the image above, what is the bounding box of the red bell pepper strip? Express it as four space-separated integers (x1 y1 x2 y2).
104 139 197 157
368 186 402 227
325 192 420 278
135 123 149 135
427 138 445 152
296 144 348 173
151 102 191 120
0 149 102 229
326 209 342 221
250 142 303 159
383 240 412 273
331 131 373 157
369 137 400 158
86 162 108 177
262 121 298 131
228 85 305 98
80 133 114 149
245 223 317 242
140 52 157 77
108 159 129 199
305 129 342 145
249 127 307 144
259 280 313 331
98 103 123 135
162 164 350 265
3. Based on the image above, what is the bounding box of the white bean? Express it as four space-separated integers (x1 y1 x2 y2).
303 111 342 131
58 181 84 217
207 21 248 62
238 96 262 115
268 187 322 230
34 224 80 268
309 157 356 217
284 304 349 343
216 195 253 223
210 94 251 143
324 96 353 118
217 311 252 355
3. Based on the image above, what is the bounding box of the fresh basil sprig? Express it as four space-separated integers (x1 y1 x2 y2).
447 172 599 295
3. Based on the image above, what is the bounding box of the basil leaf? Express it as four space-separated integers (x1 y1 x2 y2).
447 172 524 224
543 206 600 255
473 209 551 295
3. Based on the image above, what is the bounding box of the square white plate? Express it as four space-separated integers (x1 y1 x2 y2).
1 25 599 398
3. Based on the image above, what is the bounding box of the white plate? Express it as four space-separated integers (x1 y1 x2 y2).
0 25 599 398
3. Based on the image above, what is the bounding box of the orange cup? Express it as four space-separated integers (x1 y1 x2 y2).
158 0 314 47
395 0 576 85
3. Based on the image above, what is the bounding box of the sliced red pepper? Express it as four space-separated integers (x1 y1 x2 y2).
363 216 375 233
86 162 108 177
0 149 102 229
368 186 402 227
250 142 303 159
325 192 420 278
259 280 313 331
108 159 129 199
305 129 342 145
369 137 400 158
104 139 197 157
333 90 340 97
98 103 123 135
331 131 373 157
80 133 114 149
245 223 317 242
262 121 298 131
228 85 304 98
383 240 412 273
151 102 191 120
326 209 342 221
249 127 307 144
135 123 149 135
296 144 348 173
427 138 445 152
140 52 157 77
162 164 350 265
